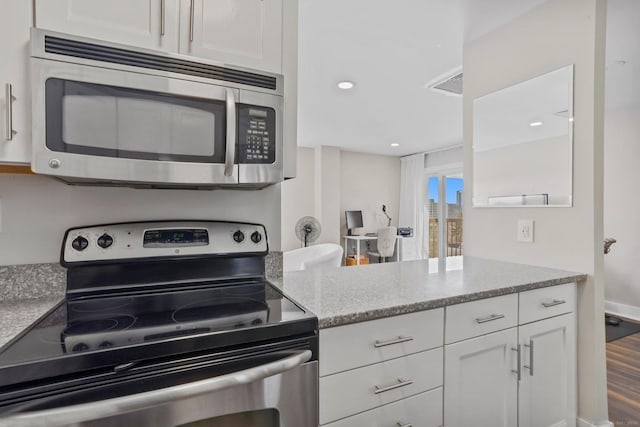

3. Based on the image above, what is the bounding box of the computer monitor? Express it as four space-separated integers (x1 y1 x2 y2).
345 210 364 236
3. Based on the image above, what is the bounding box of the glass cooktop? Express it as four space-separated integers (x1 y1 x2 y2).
0 281 311 369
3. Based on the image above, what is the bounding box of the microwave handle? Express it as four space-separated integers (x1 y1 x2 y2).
224 89 236 177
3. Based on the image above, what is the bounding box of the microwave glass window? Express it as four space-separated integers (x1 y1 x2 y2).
46 79 226 163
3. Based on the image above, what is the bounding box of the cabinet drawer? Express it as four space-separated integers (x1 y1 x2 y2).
320 309 444 376
445 294 518 344
319 348 443 425
519 282 576 324
323 388 443 427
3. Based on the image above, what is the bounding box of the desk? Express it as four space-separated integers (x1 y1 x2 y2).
342 235 404 266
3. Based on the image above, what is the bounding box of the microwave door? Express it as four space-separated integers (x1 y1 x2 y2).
31 59 239 186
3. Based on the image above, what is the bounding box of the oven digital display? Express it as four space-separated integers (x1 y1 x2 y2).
143 229 209 248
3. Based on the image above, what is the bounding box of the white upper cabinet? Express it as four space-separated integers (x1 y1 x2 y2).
0 0 32 164
34 0 284 73
35 0 180 52
179 0 283 73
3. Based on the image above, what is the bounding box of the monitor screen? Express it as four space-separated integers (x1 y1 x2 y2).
345 210 364 231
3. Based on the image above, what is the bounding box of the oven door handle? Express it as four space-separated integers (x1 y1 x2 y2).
0 350 312 427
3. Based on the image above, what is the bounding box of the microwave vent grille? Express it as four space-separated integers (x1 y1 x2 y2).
44 36 277 91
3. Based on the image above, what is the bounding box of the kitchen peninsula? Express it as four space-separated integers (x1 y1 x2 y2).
280 257 584 427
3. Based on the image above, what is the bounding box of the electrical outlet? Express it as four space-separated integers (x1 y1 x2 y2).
517 219 534 243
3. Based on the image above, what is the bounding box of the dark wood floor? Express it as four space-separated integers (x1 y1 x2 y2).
607 330 640 426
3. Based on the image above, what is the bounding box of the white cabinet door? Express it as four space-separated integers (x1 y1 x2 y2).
518 313 576 427
35 0 179 52
180 0 283 73
0 0 32 164
444 328 518 427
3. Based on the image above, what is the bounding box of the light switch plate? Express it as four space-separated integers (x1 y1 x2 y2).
517 219 534 243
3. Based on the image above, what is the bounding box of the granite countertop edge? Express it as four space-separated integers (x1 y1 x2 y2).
315 273 586 329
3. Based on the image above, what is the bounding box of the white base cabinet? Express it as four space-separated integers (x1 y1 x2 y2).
443 282 577 427
444 328 518 427
319 283 577 427
324 388 443 427
518 313 576 427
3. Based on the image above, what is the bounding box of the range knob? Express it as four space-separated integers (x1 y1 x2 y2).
71 236 89 251
97 234 114 249
251 231 262 244
72 343 89 352
233 230 245 243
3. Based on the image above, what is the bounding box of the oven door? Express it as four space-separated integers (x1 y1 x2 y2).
31 58 239 186
0 349 317 427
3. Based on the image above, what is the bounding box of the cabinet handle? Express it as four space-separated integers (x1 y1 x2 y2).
160 0 166 36
524 339 534 376
373 378 413 394
374 335 414 348
397 423 413 427
475 313 505 324
189 0 195 42
542 299 566 308
511 345 521 381
5 83 16 141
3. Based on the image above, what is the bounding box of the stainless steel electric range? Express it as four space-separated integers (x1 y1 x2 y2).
0 221 318 427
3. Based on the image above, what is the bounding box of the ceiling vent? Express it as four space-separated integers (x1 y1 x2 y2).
426 66 463 96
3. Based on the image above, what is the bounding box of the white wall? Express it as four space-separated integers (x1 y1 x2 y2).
0 174 282 265
340 150 401 234
604 107 640 319
281 147 315 250
474 136 572 205
280 147 401 251
463 0 609 424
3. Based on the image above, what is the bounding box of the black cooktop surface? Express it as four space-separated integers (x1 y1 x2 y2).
0 280 316 388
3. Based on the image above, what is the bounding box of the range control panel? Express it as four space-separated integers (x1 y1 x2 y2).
62 221 268 265
238 104 276 164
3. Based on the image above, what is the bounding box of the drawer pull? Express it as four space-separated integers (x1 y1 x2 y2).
397 423 413 427
374 336 414 348
475 313 505 324
373 378 413 394
542 299 566 308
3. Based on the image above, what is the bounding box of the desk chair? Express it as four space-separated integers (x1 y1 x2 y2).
368 226 397 263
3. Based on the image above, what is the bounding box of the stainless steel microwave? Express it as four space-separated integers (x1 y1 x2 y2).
30 29 284 189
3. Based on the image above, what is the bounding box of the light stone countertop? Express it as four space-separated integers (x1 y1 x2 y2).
0 256 585 347
280 256 586 329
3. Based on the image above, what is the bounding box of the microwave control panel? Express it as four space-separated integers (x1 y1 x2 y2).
238 105 276 164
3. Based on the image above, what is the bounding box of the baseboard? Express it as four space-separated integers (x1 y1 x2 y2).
577 418 614 427
605 300 640 322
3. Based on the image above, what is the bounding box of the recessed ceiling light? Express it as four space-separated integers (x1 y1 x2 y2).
529 121 543 127
337 81 355 90
391 143 400 147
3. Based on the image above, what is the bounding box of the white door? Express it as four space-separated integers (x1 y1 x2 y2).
444 328 518 427
518 314 576 427
0 0 32 164
35 0 179 52
180 0 283 73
